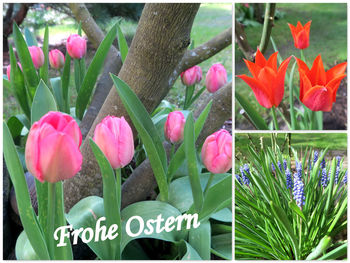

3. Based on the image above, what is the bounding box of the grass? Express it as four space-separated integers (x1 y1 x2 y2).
235 133 347 157
235 3 347 127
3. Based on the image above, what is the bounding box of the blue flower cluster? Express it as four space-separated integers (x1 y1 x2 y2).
240 164 250 185
235 174 242 185
293 172 305 208
321 168 328 188
313 151 319 164
286 168 293 189
335 166 340 184
343 170 347 184
283 159 287 170
320 159 326 169
296 161 302 179
277 160 282 172
271 163 275 172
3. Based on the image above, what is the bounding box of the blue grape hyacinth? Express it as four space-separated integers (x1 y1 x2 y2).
271 163 275 172
240 165 250 185
313 151 319 164
296 161 302 179
293 172 305 208
286 168 293 189
321 168 328 188
278 160 283 172
335 166 340 184
283 159 287 170
320 159 326 169
336 156 341 167
343 170 347 184
235 174 242 185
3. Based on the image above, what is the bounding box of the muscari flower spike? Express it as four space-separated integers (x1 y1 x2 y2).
293 172 305 208
335 166 340 184
240 165 250 185
283 159 287 170
321 168 328 188
235 174 242 185
343 170 347 185
271 163 275 172
278 160 283 172
320 158 326 169
313 151 319 165
296 161 302 179
286 168 293 189
336 156 341 167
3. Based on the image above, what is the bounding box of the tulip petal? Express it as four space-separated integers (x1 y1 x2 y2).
25 122 43 182
267 52 278 72
288 23 297 45
237 74 273 108
325 74 347 102
212 153 231 174
202 140 218 172
39 132 82 182
275 56 292 106
302 85 333 112
299 71 313 101
63 119 82 146
243 59 261 79
118 117 134 166
296 30 309 49
255 49 267 68
310 55 326 86
326 62 347 83
304 21 312 37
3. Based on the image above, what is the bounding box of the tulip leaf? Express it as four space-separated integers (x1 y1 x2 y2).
31 80 57 124
12 23 39 99
317 243 347 260
120 201 186 250
177 240 202 260
9 44 31 119
90 139 121 259
184 113 203 212
40 25 49 87
116 23 128 63
66 196 111 260
211 233 232 260
50 77 64 112
61 52 71 113
15 231 40 260
7 115 25 141
188 220 211 260
306 235 332 260
75 23 117 120
235 91 269 130
24 27 38 47
167 101 213 181
111 74 169 201
3 122 50 259
199 175 232 221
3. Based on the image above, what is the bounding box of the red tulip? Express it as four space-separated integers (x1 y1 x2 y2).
180 65 202 86
237 49 292 108
66 34 87 59
49 49 65 69
296 55 347 111
28 46 45 69
206 63 227 93
201 129 232 174
164 111 186 144
25 111 82 183
93 116 134 169
288 21 311 50
6 63 22 81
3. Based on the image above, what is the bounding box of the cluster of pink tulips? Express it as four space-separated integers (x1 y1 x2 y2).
26 110 232 184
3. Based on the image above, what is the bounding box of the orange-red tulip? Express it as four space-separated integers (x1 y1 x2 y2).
296 55 347 112
237 49 292 108
288 21 311 49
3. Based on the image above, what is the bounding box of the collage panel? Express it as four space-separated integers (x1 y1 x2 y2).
3 3 232 261
235 132 347 260
235 3 347 130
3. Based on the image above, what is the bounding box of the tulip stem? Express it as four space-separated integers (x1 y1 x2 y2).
300 49 306 64
204 173 215 196
170 144 175 161
115 169 121 210
47 182 56 259
271 106 279 130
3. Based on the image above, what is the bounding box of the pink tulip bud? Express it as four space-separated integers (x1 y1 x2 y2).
66 34 87 59
180 65 202 86
164 111 186 144
6 63 22 81
25 111 83 183
93 116 134 169
201 129 232 174
28 46 45 69
205 63 227 93
49 49 65 69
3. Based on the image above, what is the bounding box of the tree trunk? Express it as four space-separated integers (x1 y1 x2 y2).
63 3 200 211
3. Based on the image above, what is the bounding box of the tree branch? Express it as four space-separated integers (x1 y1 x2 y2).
258 3 276 54
235 19 255 61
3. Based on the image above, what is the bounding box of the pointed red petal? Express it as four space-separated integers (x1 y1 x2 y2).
255 49 267 68
302 85 333 112
266 52 278 72
326 62 347 83
310 55 326 86
244 59 261 79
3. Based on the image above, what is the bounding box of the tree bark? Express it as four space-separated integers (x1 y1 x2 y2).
64 3 200 211
121 82 232 208
235 19 255 61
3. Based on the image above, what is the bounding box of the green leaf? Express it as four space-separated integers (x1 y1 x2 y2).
50 77 64 112
9 44 31 119
167 101 212 181
211 233 232 260
177 240 202 260
288 200 306 222
31 80 57 124
120 201 186 250
90 139 121 259
3 122 50 259
184 113 203 212
210 208 232 223
74 59 81 93
75 23 117 119
24 27 38 46
61 52 71 113
199 175 232 221
235 91 268 130
116 23 128 63
306 235 332 260
66 196 111 260
15 231 40 260
40 25 49 86
13 23 39 99
7 115 25 141
318 243 347 260
111 74 168 201
189 220 211 260
289 61 297 130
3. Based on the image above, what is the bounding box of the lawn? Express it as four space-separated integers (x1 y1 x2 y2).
235 3 347 128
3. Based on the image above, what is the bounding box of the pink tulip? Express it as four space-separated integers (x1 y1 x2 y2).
6 63 22 81
93 116 134 169
205 63 227 93
49 49 65 69
28 46 44 69
164 111 185 144
25 111 82 183
66 34 87 59
201 129 232 174
180 65 202 86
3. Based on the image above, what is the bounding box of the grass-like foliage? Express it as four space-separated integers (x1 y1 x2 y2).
235 140 347 260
